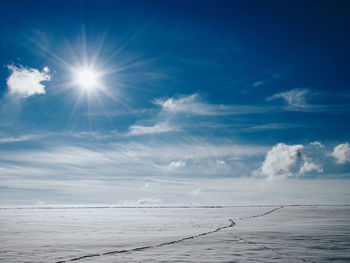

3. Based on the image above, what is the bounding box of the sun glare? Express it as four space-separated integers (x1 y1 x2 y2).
74 68 100 91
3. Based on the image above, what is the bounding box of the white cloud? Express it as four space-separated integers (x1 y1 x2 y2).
331 143 350 164
268 89 349 113
0 141 267 180
260 143 303 179
253 80 264 87
128 122 176 135
215 159 231 170
245 123 299 131
169 160 186 169
1 176 349 205
153 93 269 115
0 134 37 143
258 143 322 179
154 93 199 113
268 88 310 110
0 132 54 144
216 160 226 165
6 65 51 97
310 141 325 148
300 160 323 174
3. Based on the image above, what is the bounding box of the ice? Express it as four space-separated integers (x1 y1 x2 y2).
0 206 349 262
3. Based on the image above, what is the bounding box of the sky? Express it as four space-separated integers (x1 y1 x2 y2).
0 0 350 205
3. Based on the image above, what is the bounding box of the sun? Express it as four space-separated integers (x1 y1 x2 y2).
77 69 98 88
74 67 100 91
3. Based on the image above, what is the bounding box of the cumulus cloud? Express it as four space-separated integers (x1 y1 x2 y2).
300 160 323 174
128 122 176 135
331 143 350 164
258 143 322 179
6 65 51 97
267 88 310 110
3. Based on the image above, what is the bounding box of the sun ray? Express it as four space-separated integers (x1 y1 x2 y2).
23 26 150 132
91 30 108 67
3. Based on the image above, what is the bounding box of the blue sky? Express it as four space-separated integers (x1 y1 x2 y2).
0 0 350 205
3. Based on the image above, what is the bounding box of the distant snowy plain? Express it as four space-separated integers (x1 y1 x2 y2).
1 206 350 262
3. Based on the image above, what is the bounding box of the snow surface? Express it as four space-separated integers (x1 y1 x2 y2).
1 206 350 262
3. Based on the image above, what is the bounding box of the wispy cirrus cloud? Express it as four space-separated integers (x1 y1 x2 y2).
126 93 272 136
6 65 51 98
310 141 325 148
0 134 38 143
169 160 186 169
0 140 267 180
128 122 177 136
252 80 264 87
1 174 349 205
267 88 350 112
153 93 270 116
0 132 56 143
244 123 300 131
267 88 311 111
0 139 348 205
153 93 218 115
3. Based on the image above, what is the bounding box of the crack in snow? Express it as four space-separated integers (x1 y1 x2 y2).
234 207 313 262
55 207 283 263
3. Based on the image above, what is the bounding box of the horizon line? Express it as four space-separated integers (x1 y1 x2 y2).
1 204 350 210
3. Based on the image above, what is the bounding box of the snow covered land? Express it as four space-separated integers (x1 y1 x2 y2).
1 206 350 262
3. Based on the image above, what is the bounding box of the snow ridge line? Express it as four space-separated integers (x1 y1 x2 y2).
55 207 283 263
